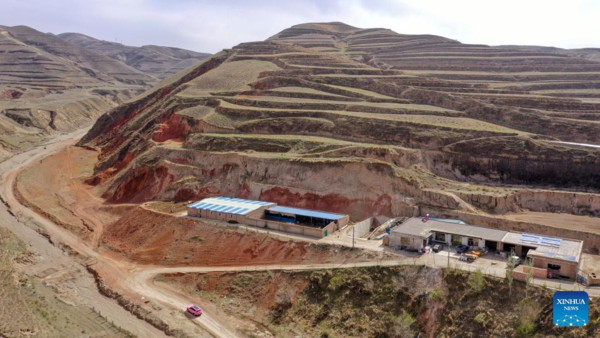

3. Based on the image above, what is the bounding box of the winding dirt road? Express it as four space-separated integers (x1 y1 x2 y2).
0 130 406 338
5 129 597 337
0 132 236 337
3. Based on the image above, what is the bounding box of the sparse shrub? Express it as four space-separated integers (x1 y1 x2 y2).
515 299 541 338
187 236 204 243
506 249 516 296
319 320 333 338
328 276 344 292
525 258 534 298
392 310 415 338
469 268 485 293
429 288 444 301
231 273 254 289
474 313 486 325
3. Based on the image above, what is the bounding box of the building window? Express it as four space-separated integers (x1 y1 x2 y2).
548 263 561 270
468 237 475 246
400 237 410 245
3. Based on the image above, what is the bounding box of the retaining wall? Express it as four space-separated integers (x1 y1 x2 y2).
246 217 336 238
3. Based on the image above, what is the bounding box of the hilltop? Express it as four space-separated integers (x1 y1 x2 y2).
58 32 211 79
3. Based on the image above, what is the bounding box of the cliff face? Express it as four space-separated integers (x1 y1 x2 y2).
79 22 600 227
425 136 600 189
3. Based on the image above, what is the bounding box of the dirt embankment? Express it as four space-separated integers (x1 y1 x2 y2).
86 265 191 338
100 207 383 266
159 265 600 338
99 146 421 220
14 146 133 241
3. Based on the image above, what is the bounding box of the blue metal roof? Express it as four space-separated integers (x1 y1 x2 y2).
428 217 468 225
519 233 562 248
187 197 275 215
267 206 346 220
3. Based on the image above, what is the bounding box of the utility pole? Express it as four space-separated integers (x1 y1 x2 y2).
447 246 450 268
352 225 355 249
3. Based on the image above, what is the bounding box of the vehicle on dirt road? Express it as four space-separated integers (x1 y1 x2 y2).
432 244 443 253
456 245 469 254
187 304 203 317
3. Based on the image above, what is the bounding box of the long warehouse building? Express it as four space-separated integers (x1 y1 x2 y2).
187 197 276 223
187 196 349 238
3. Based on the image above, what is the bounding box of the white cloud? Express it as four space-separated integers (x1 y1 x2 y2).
0 0 598 52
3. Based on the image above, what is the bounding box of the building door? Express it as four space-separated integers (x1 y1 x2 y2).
503 243 516 255
435 232 445 242
451 235 461 246
522 246 535 258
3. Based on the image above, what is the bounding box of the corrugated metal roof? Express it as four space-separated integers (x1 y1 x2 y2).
267 206 346 220
520 233 562 247
187 197 275 215
504 231 582 262
392 217 508 242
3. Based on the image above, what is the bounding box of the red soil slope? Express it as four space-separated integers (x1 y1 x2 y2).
101 207 381 266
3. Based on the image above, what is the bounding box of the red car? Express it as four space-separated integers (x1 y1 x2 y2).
187 304 203 317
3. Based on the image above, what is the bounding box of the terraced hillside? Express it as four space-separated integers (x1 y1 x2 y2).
59 32 211 80
79 22 600 233
0 25 156 162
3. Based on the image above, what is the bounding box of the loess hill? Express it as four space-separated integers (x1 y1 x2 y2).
79 22 600 238
0 24 208 162
58 32 211 80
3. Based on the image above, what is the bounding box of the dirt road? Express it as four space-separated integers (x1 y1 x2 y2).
0 129 404 338
0 130 169 338
4 129 596 338
0 132 231 337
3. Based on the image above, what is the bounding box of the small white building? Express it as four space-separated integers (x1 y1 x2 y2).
390 217 583 280
390 217 507 251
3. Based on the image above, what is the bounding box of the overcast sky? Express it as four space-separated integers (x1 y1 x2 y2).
1 0 599 53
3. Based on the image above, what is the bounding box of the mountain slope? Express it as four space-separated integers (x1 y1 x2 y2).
78 22 600 229
58 32 211 79
0 24 154 162
1 25 155 86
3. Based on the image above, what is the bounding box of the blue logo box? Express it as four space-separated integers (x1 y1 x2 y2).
554 291 588 327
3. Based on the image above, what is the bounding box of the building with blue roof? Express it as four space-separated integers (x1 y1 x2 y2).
186 196 349 238
186 197 277 224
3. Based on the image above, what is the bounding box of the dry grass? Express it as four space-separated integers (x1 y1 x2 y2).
199 132 412 151
219 101 523 134
179 59 281 96
232 94 454 111
324 84 397 99
270 86 345 97
202 111 239 129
